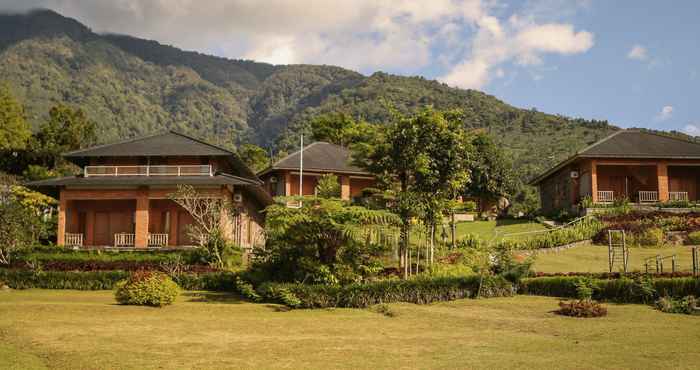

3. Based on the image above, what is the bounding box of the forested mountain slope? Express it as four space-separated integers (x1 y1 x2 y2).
0 9 621 180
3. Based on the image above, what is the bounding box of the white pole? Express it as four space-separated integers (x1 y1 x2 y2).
299 133 303 197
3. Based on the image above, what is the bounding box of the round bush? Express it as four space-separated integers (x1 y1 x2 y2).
633 227 664 247
115 271 180 307
687 231 700 245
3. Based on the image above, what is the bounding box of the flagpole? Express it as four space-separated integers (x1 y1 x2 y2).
299 132 303 197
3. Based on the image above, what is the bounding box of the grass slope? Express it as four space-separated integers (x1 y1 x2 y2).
532 244 698 273
455 219 548 241
2 290 700 369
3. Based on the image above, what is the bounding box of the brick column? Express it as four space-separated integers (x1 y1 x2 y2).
340 175 351 200
657 161 669 202
134 190 150 248
85 210 95 246
57 191 67 246
590 160 598 203
284 171 292 196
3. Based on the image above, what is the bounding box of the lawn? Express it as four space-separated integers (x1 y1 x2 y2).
455 219 548 241
532 244 698 273
2 290 700 369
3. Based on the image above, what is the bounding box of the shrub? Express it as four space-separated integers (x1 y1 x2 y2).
687 231 700 245
235 277 261 302
555 299 608 318
632 227 664 247
655 296 699 314
115 271 180 307
495 217 603 251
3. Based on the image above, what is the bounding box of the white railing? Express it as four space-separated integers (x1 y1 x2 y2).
65 233 83 246
84 165 212 177
148 233 169 247
597 191 614 203
639 191 659 203
114 233 135 247
669 191 689 202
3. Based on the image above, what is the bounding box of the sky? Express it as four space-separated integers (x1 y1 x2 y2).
1 0 698 134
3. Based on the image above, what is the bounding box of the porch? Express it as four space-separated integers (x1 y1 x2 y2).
59 198 197 248
592 162 700 204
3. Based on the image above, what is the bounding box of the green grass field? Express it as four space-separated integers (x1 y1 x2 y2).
455 219 548 241
2 290 700 369
532 244 698 273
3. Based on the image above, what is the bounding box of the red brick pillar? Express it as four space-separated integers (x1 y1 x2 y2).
590 160 598 203
134 190 150 248
57 191 67 246
85 210 95 246
284 171 292 196
340 175 351 200
657 161 669 202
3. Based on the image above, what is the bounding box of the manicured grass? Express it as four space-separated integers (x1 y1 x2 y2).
532 244 698 273
455 219 548 241
2 290 700 369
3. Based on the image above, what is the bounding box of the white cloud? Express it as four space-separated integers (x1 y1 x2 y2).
655 105 674 121
2 0 595 89
683 124 699 135
627 44 648 60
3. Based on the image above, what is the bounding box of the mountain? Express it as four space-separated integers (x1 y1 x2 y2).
0 9 619 180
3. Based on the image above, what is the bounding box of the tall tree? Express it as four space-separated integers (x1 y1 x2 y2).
237 143 270 172
32 104 97 170
356 107 473 277
464 132 516 203
310 112 378 147
0 83 31 151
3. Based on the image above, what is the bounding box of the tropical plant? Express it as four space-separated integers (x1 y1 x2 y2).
315 173 341 198
257 196 401 284
0 83 31 151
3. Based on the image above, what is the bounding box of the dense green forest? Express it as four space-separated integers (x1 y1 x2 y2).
0 9 623 183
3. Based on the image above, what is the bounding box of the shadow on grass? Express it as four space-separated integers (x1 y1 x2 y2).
183 292 246 304
496 218 534 227
265 304 292 312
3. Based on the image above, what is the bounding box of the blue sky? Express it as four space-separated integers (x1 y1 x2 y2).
3 0 698 133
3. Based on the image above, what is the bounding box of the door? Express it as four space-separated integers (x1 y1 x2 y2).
94 212 110 246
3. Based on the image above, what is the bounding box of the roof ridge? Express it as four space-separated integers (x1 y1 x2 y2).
269 141 326 168
63 130 170 157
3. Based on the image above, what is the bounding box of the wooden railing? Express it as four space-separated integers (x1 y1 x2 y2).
65 233 83 247
669 191 689 201
597 191 614 203
84 165 212 177
639 191 659 203
114 233 135 247
148 233 169 247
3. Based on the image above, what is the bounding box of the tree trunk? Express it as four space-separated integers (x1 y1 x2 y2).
451 212 456 249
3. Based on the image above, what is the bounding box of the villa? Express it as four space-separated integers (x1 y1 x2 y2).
531 130 700 214
28 131 272 249
257 141 375 200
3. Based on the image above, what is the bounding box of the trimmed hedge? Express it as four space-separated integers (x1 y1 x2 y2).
10 248 213 272
0 268 238 291
520 276 700 303
257 275 515 309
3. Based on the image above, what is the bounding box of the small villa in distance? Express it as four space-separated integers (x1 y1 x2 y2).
28 131 272 249
258 142 375 201
531 130 700 214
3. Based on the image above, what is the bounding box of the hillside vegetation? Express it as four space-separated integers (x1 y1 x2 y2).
0 9 620 180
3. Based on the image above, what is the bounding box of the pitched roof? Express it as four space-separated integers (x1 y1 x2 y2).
62 130 259 181
64 131 233 158
258 142 370 176
530 130 700 185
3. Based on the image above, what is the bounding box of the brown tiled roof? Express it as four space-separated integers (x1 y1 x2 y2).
64 131 233 158
258 142 370 176
530 130 700 185
63 131 259 181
